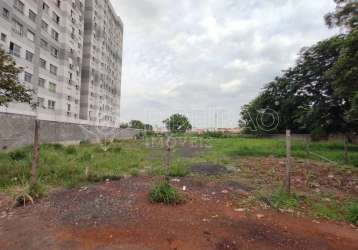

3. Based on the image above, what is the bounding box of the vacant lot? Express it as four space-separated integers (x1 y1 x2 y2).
0 137 357 249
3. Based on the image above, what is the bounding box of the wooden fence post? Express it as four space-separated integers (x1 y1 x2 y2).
31 119 40 187
285 130 292 194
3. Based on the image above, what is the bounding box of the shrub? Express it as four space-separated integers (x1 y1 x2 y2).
8 147 31 161
169 160 189 177
13 181 47 207
311 127 329 141
80 151 93 162
50 143 64 150
346 202 358 225
202 131 229 138
65 145 77 155
149 181 184 204
80 140 90 145
270 188 300 209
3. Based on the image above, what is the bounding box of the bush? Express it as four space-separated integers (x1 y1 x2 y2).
8 147 31 161
346 202 358 225
14 181 47 207
80 140 90 145
270 188 300 209
65 145 77 155
311 127 329 141
202 131 229 138
169 160 189 177
80 151 93 162
149 181 184 204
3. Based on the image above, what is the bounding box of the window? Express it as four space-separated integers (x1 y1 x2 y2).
38 78 45 87
51 47 58 58
40 39 48 49
2 8 9 19
50 64 57 75
67 104 71 111
25 50 33 62
48 100 55 110
37 97 45 108
13 0 24 14
52 12 60 24
24 72 32 82
12 19 23 36
27 30 35 41
9 42 21 57
49 82 56 92
51 29 59 41
40 58 46 69
29 9 36 22
1 33 6 42
42 3 49 14
41 20 48 32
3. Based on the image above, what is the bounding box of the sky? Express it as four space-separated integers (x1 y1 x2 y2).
112 0 338 129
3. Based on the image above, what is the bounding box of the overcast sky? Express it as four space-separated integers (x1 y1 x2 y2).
112 0 338 129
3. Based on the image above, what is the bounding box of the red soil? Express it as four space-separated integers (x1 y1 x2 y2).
0 177 357 250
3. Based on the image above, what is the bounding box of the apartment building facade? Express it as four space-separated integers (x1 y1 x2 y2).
80 0 123 127
0 0 123 127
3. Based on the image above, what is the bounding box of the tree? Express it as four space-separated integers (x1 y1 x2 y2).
144 124 153 131
163 114 192 133
0 48 31 106
129 120 145 129
239 35 349 137
119 123 129 129
326 29 358 132
325 0 358 31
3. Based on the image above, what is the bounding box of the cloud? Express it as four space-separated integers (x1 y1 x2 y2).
113 0 338 128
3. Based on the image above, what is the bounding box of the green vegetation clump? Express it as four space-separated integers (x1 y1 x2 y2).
64 145 77 155
202 131 229 138
269 188 300 209
0 141 148 190
8 147 32 161
346 202 358 225
169 160 189 177
206 138 358 167
149 181 184 204
311 202 342 221
311 127 329 142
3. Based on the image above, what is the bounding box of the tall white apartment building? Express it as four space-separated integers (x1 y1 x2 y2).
80 0 123 127
0 0 123 127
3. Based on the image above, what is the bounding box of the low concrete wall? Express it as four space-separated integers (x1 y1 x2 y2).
0 113 140 150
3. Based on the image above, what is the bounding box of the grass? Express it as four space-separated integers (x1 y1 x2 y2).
0 141 149 191
346 201 358 225
149 181 184 204
203 138 358 167
269 188 300 209
169 159 189 177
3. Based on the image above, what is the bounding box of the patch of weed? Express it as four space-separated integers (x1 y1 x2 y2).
311 202 342 221
169 160 189 177
8 147 32 161
149 181 184 204
346 201 358 225
270 187 300 209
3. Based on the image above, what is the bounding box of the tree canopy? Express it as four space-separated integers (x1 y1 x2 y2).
0 48 32 107
240 0 358 138
129 120 145 130
325 0 358 31
163 114 192 133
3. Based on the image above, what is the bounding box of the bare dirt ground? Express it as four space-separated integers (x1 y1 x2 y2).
0 176 357 250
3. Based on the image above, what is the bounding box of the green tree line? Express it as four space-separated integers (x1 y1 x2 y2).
240 0 358 139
